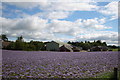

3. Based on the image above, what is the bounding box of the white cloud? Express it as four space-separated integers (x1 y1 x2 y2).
0 2 2 17
14 16 48 30
34 11 72 19
76 18 111 30
4 2 98 19
118 2 120 18
14 10 22 13
1 1 118 45
1 16 48 31
50 19 74 33
99 2 118 20
1 17 111 36
6 2 39 9
1 16 117 45
46 11 71 19
1 16 53 40
5 2 98 11
44 2 98 11
76 31 118 45
47 18 112 37
3 1 119 20
0 3 2 10
4 1 98 11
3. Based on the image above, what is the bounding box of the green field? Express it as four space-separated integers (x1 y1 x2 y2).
95 71 120 79
112 49 118 51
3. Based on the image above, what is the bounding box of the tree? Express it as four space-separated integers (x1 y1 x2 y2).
27 43 36 51
82 43 91 50
15 40 24 50
102 42 107 46
30 41 45 51
85 41 87 43
6 42 15 50
67 41 71 44
17 35 23 42
0 35 1 40
13 36 24 50
2 34 8 41
96 40 102 45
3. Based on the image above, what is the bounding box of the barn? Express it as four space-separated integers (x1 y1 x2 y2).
45 41 81 52
72 46 81 52
59 45 73 52
45 41 59 51
90 46 108 51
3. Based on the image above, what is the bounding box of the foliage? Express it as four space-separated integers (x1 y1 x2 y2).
17 36 23 42
30 40 45 51
5 36 45 51
2 34 118 51
111 49 118 51
6 42 15 50
67 40 107 50
108 45 118 49
1 34 8 41
95 71 114 78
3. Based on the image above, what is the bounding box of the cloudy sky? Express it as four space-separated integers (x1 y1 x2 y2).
1 1 119 45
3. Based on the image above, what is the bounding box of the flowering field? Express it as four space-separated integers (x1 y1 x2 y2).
2 50 118 78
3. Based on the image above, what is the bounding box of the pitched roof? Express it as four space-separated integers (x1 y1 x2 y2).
56 41 73 52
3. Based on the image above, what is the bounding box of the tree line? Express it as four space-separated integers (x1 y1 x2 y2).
67 40 107 50
0 34 119 51
1 35 46 51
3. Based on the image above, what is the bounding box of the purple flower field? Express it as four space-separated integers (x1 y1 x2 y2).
2 50 118 78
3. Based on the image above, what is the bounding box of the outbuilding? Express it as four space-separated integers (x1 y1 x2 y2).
90 46 108 51
45 41 59 51
59 45 73 52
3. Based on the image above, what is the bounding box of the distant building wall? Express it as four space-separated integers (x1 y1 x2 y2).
90 46 108 51
59 45 71 52
59 45 74 52
72 46 81 52
46 41 59 51
2 41 11 49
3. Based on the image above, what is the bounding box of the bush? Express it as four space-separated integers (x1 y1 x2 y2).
108 49 112 51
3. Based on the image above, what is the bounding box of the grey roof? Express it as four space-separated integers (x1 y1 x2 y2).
55 41 73 52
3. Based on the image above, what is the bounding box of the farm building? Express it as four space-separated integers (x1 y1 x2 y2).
57 41 74 52
2 41 11 49
45 41 82 52
45 41 59 51
59 45 73 52
72 46 81 52
101 46 108 51
58 42 82 52
90 46 108 51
